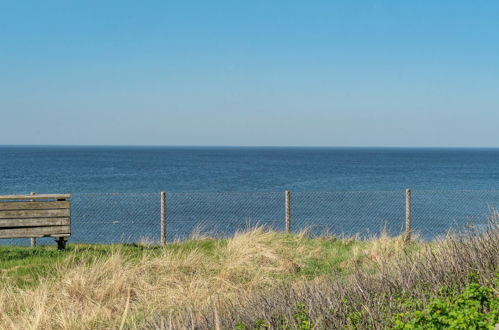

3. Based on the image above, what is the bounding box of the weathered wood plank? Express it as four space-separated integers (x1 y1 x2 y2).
0 209 70 219
0 226 71 239
0 217 70 228
0 201 70 211
0 194 70 201
0 233 70 239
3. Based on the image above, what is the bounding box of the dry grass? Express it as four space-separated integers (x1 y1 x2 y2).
0 224 496 329
148 225 498 329
0 227 361 329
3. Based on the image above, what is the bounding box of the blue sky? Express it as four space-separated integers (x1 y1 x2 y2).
1 1 498 146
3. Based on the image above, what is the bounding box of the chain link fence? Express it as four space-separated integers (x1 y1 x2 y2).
2 190 499 245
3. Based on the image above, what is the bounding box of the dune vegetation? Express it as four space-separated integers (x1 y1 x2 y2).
0 222 497 329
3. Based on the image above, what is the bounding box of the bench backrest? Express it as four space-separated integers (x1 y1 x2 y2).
0 194 71 239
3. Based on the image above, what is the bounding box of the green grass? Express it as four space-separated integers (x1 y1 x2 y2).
283 235 369 277
0 245 66 287
0 239 228 287
4 228 473 329
0 234 374 288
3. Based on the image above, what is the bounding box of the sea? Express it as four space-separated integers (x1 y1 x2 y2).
1 146 499 243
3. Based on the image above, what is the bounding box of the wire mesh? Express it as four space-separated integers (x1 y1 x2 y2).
165 192 283 241
1 190 499 245
292 191 406 238
411 190 499 239
71 193 159 244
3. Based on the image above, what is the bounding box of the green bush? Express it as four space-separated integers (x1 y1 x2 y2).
393 275 499 329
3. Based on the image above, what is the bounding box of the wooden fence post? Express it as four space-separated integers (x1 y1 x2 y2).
285 191 291 233
405 189 411 242
30 192 36 247
161 191 166 245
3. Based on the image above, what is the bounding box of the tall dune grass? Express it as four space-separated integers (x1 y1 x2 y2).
148 223 499 329
0 227 351 328
0 223 497 329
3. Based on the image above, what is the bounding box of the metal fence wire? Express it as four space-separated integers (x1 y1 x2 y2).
71 193 159 244
2 190 499 245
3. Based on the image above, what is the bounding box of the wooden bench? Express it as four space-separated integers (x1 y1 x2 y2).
0 194 71 250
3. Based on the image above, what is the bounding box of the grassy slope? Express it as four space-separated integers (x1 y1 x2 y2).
0 234 370 288
1 227 496 329
0 228 423 329
1 241 226 288
154 227 497 329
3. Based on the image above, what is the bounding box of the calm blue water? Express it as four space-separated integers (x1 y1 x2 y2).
1 146 499 244
2 146 499 193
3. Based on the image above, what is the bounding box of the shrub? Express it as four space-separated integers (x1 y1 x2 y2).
393 274 499 329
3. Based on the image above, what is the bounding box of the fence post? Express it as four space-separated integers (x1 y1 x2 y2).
30 192 36 247
160 191 166 245
285 190 291 233
405 189 411 242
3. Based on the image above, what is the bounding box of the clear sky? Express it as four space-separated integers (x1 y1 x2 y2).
1 1 498 147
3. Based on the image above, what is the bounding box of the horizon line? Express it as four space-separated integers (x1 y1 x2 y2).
1 144 499 149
